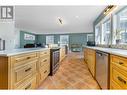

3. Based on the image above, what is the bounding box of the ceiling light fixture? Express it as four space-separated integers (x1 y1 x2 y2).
103 5 117 15
58 17 63 24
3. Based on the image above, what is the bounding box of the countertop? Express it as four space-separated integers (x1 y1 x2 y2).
0 48 49 56
84 46 127 58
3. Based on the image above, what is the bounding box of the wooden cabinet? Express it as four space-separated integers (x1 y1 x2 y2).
84 48 96 77
0 49 50 89
60 47 66 62
84 48 88 63
38 63 50 84
16 75 37 90
12 60 37 88
37 50 50 85
110 55 127 89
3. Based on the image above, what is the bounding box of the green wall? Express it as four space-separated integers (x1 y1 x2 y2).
36 33 93 49
20 31 94 49
20 31 37 48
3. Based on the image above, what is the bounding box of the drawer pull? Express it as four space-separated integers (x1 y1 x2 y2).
44 52 47 54
119 62 124 65
43 59 47 62
44 70 47 73
117 76 126 84
25 68 32 72
27 57 31 59
25 84 31 90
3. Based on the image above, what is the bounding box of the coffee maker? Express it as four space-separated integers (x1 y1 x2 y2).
0 38 5 51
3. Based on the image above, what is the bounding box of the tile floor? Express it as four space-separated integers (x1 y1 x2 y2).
38 52 100 89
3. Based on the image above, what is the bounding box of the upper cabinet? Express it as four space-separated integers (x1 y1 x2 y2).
112 7 127 45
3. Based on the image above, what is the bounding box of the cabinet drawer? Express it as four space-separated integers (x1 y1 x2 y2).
40 50 50 57
39 56 50 69
11 52 38 66
16 76 37 90
39 64 50 83
13 60 37 86
111 55 127 71
111 65 127 89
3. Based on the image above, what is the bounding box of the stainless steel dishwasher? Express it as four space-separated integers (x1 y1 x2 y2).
96 50 109 89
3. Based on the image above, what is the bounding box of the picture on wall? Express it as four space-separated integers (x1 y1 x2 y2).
24 33 35 40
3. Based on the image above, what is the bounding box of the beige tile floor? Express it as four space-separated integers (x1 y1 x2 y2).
38 52 100 89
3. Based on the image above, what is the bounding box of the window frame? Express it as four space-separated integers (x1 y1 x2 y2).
94 6 127 47
46 35 54 45
95 23 102 45
101 18 111 45
112 6 127 45
60 35 69 45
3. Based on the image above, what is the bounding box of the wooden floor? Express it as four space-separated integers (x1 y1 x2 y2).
38 52 99 89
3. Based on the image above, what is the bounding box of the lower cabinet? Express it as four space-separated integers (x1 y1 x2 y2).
16 75 37 90
12 59 37 89
0 49 50 89
84 48 96 77
110 55 127 89
37 49 50 87
38 64 50 84
84 48 88 63
60 47 66 62
84 48 127 89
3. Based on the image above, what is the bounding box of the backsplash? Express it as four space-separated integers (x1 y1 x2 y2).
111 45 127 50
96 44 127 50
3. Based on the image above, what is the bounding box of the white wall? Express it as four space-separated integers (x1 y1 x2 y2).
0 20 20 50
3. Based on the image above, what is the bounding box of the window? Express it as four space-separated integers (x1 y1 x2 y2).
60 35 69 46
87 34 94 41
113 8 127 44
102 19 111 45
95 25 101 44
46 36 54 44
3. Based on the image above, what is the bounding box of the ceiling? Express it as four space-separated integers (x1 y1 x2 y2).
15 6 106 34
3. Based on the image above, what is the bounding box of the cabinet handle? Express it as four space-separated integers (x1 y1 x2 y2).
44 52 47 54
27 57 31 59
25 68 32 72
119 62 124 65
117 76 126 84
25 84 31 90
44 70 47 73
43 59 47 62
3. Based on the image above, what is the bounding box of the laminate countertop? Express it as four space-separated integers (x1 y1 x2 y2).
84 46 127 58
0 48 50 56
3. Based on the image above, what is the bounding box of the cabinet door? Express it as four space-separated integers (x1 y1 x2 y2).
90 54 95 77
87 52 95 77
84 48 88 63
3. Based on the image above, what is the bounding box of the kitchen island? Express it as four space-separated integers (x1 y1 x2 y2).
0 48 50 89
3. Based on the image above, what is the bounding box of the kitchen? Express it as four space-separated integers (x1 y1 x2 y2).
0 5 127 90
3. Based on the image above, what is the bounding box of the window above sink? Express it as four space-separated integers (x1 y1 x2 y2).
112 7 127 45
95 6 127 49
